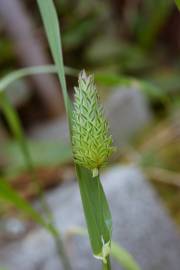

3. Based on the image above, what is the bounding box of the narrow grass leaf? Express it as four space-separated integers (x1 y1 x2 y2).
37 0 112 258
0 65 56 90
0 178 52 233
95 72 166 101
37 0 71 115
111 242 141 270
76 167 112 255
0 65 167 104
0 65 77 91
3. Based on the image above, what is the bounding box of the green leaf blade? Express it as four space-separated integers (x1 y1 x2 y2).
0 65 56 90
76 166 112 257
37 0 70 113
111 242 141 270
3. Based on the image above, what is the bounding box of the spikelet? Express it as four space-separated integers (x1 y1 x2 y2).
72 70 115 177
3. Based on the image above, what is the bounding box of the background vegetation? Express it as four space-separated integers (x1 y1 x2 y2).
0 0 180 256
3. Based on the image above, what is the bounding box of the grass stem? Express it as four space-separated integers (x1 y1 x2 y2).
50 226 72 270
102 256 111 270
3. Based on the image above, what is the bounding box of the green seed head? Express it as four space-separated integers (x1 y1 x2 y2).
72 70 115 177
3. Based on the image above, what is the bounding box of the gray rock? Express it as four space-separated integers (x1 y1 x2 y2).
6 79 31 107
0 166 180 270
104 87 152 147
29 88 152 148
28 116 69 142
0 217 28 241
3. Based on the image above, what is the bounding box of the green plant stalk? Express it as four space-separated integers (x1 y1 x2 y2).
102 256 111 270
37 1 112 269
0 93 72 270
72 72 113 269
50 226 72 270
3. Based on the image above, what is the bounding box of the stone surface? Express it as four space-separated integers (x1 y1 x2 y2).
104 87 152 147
0 166 180 270
6 79 31 107
28 116 69 142
29 88 152 148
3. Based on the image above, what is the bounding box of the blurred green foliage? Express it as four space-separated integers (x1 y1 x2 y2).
175 0 180 10
135 0 173 48
1 140 71 177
